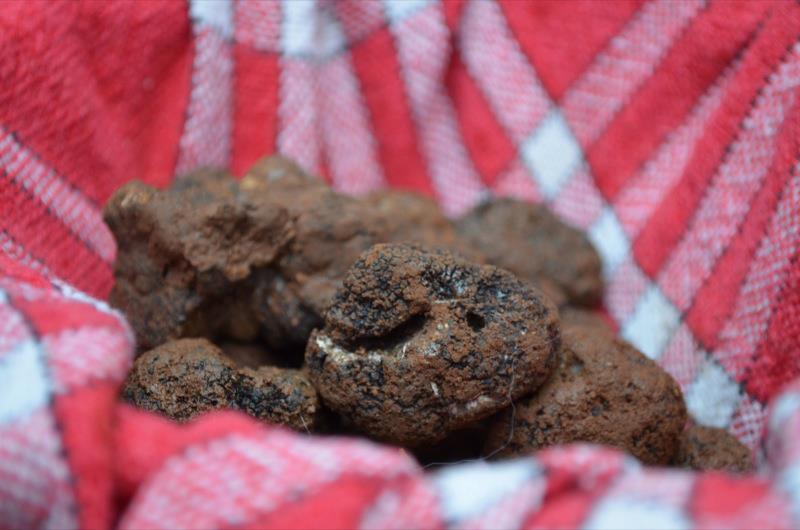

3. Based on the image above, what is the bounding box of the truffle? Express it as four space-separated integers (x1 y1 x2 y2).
484 325 686 465
122 338 321 431
673 425 753 473
457 198 603 306
104 169 291 351
306 243 560 446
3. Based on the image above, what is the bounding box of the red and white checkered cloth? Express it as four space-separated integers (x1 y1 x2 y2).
2 0 800 528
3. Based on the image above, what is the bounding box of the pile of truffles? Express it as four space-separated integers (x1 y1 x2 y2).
107 156 752 473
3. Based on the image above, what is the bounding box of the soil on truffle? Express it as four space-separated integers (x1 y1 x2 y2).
412 422 490 467
672 425 752 473
365 190 485 262
456 198 603 307
306 243 560 447
104 168 292 352
122 338 322 431
219 341 300 369
242 163 392 353
484 325 686 465
560 307 615 336
105 157 391 359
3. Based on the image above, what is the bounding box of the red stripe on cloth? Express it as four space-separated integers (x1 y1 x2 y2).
135 40 194 189
0 132 115 263
561 0 703 148
0 182 113 298
53 383 119 530
523 490 596 530
447 53 515 187
498 0 644 100
75 1 193 190
746 249 800 403
590 1 770 201
525 447 625 528
349 28 433 194
713 169 800 381
459 0 552 144
231 47 279 176
632 4 799 278
656 41 800 313
114 407 266 503
687 97 800 349
0 1 191 203
690 474 792 529
245 476 387 530
613 60 736 239
0 233 52 289
442 0 465 32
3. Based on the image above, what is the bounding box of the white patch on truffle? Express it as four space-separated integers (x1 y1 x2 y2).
449 395 496 416
315 335 357 362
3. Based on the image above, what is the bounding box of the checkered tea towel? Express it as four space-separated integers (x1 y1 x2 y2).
2 1 800 528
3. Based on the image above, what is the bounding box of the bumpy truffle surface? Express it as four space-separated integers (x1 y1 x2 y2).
219 341 294 369
104 169 292 351
456 198 603 306
484 325 686 465
560 307 614 336
306 243 560 447
365 190 484 262
673 425 752 473
241 154 324 191
122 338 321 431
244 165 391 351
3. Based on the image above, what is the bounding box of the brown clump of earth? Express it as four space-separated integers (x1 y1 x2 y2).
456 198 603 307
672 424 753 473
109 155 751 473
364 190 485 262
243 158 392 353
559 306 615 336
305 243 560 447
483 324 687 466
122 338 321 431
104 168 292 352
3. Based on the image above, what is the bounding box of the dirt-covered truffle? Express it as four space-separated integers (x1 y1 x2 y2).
104 169 292 351
560 307 614 336
241 154 324 191
122 338 321 431
413 422 490 467
219 341 294 369
672 425 752 473
484 325 686 465
365 190 484 262
456 198 603 306
306 243 560 447
244 165 391 352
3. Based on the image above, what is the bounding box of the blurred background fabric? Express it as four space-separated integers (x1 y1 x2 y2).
1 0 800 528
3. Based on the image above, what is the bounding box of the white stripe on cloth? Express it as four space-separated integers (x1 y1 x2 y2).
388 3 486 216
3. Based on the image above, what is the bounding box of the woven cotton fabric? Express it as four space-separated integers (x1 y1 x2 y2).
2 0 800 528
